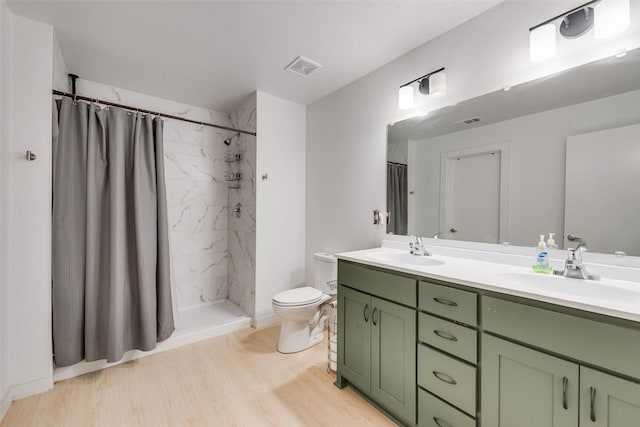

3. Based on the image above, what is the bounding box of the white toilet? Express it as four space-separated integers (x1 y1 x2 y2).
272 252 337 353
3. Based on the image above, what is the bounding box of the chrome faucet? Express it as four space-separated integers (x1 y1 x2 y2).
409 236 432 256
432 232 442 239
555 241 600 280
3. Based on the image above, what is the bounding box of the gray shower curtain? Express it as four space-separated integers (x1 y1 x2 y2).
387 162 408 235
52 97 174 367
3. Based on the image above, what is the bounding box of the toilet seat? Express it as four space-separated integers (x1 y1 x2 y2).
273 287 324 307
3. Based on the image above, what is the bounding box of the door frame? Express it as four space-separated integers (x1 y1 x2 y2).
439 142 510 243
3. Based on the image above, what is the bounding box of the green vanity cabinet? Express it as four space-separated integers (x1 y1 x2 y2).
482 296 640 427
482 333 579 427
337 262 417 424
338 285 372 392
483 333 640 427
580 367 640 427
417 280 478 426
371 296 417 422
337 258 640 427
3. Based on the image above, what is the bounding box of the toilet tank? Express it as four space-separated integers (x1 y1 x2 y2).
313 252 338 295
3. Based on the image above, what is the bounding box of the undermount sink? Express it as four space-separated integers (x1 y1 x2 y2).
366 251 445 267
497 272 640 304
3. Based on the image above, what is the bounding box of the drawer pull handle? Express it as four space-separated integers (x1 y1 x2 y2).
372 307 379 326
590 386 596 422
363 304 370 322
433 297 458 307
433 417 453 427
562 376 568 410
433 330 458 342
433 371 457 385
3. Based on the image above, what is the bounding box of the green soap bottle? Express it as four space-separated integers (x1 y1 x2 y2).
532 251 553 274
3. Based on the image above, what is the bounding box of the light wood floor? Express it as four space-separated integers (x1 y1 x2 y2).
1 325 394 427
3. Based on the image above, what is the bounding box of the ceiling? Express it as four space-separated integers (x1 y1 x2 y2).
7 0 502 113
389 46 640 142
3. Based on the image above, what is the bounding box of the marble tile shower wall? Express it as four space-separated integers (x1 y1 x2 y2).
75 80 234 311
228 95 257 317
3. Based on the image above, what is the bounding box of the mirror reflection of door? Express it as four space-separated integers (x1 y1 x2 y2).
444 150 501 243
564 123 640 255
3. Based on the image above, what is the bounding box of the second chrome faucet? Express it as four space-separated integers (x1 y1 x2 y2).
555 241 601 281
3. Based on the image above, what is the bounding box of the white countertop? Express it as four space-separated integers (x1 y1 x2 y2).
337 247 640 323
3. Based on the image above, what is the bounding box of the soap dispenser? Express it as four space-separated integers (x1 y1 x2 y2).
546 233 557 249
537 235 546 251
532 251 553 274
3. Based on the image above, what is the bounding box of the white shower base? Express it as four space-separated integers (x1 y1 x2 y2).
174 299 251 337
54 299 251 382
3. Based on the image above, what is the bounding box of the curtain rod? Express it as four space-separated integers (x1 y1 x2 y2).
52 90 257 137
387 161 407 166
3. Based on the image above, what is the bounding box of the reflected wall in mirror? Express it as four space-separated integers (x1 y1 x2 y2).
387 48 640 256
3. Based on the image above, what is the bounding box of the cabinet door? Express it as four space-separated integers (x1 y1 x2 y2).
371 297 417 424
481 334 578 427
580 367 640 427
338 285 371 392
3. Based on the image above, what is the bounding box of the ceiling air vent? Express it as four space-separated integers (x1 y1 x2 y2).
455 117 481 125
284 56 323 77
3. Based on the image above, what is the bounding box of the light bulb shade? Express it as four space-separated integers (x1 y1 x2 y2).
398 86 414 109
529 23 557 62
428 71 447 95
594 0 630 39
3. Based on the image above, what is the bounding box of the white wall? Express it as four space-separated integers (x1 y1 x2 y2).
410 89 640 248
2 13 53 400
305 0 640 280
0 0 11 419
255 91 306 326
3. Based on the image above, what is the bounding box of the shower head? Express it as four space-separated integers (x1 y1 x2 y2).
224 132 240 146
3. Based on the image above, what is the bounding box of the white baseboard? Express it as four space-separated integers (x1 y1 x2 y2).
1 387 11 423
11 376 53 400
253 313 279 328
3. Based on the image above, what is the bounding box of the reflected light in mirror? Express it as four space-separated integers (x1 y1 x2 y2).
594 0 630 39
399 85 414 110
530 23 557 62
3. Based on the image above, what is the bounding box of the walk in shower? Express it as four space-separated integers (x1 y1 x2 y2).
165 93 257 339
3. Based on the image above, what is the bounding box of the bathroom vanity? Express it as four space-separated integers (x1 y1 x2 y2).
335 247 640 427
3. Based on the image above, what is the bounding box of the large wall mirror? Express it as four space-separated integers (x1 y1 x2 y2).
387 48 640 256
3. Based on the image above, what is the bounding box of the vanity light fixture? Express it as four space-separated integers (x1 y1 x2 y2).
529 0 630 62
398 67 446 110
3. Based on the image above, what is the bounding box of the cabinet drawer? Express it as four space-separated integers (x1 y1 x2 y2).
419 281 477 326
418 388 475 427
418 344 477 416
419 312 477 364
482 296 640 380
339 260 416 307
